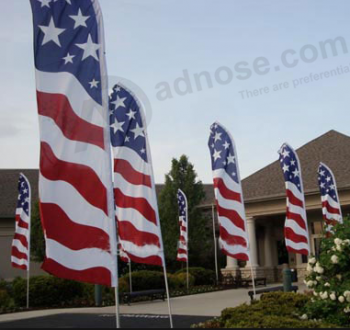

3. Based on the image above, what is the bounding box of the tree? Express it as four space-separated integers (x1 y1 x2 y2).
30 201 45 262
158 155 211 272
304 217 350 326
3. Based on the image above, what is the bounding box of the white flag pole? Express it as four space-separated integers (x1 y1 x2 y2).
249 263 257 298
211 204 219 285
129 261 133 293
27 177 31 310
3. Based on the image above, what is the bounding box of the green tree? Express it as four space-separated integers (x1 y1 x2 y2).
158 155 210 271
30 201 45 262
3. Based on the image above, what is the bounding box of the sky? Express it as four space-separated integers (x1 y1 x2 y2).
1 0 350 183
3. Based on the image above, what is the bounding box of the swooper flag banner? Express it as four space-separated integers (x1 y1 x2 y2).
208 122 250 261
110 84 165 267
29 0 118 287
177 189 188 262
278 143 310 256
318 163 343 234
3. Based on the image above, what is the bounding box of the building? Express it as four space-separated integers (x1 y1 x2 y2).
1 130 350 282
201 130 350 283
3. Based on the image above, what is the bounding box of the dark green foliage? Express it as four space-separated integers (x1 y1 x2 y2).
158 155 211 272
30 201 45 262
12 276 85 307
121 271 165 292
175 267 215 286
192 292 336 328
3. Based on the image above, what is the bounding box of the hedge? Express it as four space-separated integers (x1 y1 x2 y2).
192 292 337 328
175 267 215 286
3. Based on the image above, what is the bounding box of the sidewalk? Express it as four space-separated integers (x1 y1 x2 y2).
0 284 306 323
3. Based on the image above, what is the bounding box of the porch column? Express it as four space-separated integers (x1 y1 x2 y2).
226 256 239 270
246 217 259 267
264 225 274 267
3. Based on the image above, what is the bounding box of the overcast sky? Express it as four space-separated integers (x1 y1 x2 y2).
1 0 350 183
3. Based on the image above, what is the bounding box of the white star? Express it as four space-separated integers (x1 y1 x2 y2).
326 176 331 182
111 118 125 134
330 184 335 190
37 0 52 8
319 170 325 177
75 34 100 61
89 79 99 89
131 123 145 140
39 17 66 47
282 149 290 158
23 189 28 194
140 148 146 154
223 141 230 150
214 132 222 143
282 164 289 173
227 154 235 164
320 182 325 189
70 9 90 29
211 143 215 149
213 149 222 161
126 109 137 120
124 136 130 143
290 160 296 166
62 52 75 64
111 96 127 110
293 169 300 177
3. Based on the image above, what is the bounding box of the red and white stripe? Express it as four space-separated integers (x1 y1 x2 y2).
213 168 250 261
177 218 188 262
113 127 164 267
11 175 31 271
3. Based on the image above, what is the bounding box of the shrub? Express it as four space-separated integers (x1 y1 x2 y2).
12 276 85 307
192 292 336 328
175 267 215 286
304 217 350 326
0 290 11 310
121 271 165 292
174 273 195 289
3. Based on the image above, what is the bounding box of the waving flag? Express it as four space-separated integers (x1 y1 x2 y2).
208 122 250 261
177 189 188 262
30 0 117 286
110 84 164 266
278 143 310 256
318 163 343 234
12 174 31 271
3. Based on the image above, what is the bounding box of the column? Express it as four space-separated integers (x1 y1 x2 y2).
264 225 274 268
246 217 259 268
226 256 239 270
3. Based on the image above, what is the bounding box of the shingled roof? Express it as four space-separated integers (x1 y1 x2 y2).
0 169 39 218
242 130 350 202
1 130 349 217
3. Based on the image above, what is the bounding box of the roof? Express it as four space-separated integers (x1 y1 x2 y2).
242 130 350 202
0 169 39 218
1 130 349 216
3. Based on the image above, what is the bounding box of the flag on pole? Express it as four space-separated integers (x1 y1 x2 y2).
177 189 188 262
208 122 250 261
11 174 31 271
278 143 310 255
318 163 343 234
110 84 165 266
30 0 118 287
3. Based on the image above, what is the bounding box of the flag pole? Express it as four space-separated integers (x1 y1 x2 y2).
249 264 257 299
26 175 32 310
129 261 133 293
211 204 219 285
186 244 189 292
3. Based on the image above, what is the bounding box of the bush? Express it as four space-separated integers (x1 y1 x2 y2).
175 273 195 289
192 292 336 328
12 276 85 307
304 217 350 326
121 271 165 292
0 290 11 310
175 267 215 286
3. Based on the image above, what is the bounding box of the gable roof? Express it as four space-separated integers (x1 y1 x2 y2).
0 169 39 218
242 130 350 202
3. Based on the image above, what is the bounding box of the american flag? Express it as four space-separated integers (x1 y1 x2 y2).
110 84 164 266
177 189 188 262
208 122 250 261
11 174 31 271
30 0 118 286
278 143 310 255
318 163 343 234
